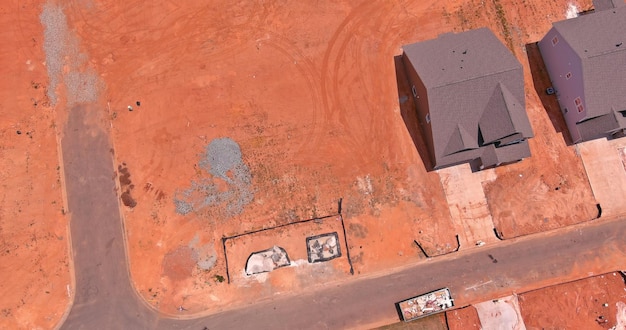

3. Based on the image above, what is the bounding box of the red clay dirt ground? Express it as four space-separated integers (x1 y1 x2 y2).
447 306 482 330
519 272 626 329
0 0 611 328
61 0 600 318
0 1 70 329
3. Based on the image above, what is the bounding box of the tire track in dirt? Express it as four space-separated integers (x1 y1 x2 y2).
109 33 326 216
16 0 44 60
174 1 271 60
261 35 324 156
320 0 434 164
320 1 377 163
66 0 271 79
81 1 274 222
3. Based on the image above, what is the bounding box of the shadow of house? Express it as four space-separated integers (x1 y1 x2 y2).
399 28 534 171
537 0 626 143
395 56 435 170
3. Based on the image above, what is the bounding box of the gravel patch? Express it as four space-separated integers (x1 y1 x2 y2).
174 137 254 218
40 2 101 106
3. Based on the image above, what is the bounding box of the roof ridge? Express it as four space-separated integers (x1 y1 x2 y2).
430 67 519 89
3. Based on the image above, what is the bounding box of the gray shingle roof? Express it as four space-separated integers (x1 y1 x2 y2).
593 0 625 11
553 5 626 119
402 28 521 88
402 28 533 169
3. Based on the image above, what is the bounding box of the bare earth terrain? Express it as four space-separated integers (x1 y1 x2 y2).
519 273 626 329
1 0 624 328
0 1 70 328
74 0 599 315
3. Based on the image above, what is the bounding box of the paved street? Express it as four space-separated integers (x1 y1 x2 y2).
59 105 157 330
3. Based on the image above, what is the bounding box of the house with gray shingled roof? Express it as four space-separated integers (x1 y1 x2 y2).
538 0 626 143
401 27 534 170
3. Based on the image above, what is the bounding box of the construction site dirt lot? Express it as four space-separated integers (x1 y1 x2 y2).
0 0 613 328
91 0 599 316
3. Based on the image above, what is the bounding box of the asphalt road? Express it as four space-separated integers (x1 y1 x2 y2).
59 104 626 329
59 105 158 329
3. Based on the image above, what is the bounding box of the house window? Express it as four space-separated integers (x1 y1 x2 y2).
411 85 417 97
566 72 572 79
425 113 431 124
573 97 584 112
552 36 559 46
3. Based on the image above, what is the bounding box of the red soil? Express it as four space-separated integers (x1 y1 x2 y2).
519 272 626 329
0 1 70 328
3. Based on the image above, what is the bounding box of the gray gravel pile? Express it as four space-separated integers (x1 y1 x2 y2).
40 3 101 106
200 138 242 182
174 137 254 217
64 69 101 105
188 234 217 270
39 3 67 105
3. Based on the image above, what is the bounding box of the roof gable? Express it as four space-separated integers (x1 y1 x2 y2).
444 124 478 156
480 83 533 144
553 5 626 58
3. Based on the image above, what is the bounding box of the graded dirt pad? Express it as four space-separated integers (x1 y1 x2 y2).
447 306 482 330
475 295 526 329
518 273 626 329
0 1 70 328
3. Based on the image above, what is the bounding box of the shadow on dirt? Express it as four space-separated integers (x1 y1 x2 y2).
524 42 573 146
414 235 460 258
394 55 434 171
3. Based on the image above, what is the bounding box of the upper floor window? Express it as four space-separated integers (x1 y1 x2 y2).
566 72 572 79
412 85 417 98
574 97 584 113
552 36 559 46
425 113 431 124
